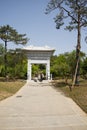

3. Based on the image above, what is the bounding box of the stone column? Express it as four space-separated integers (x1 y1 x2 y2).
27 59 32 80
46 64 48 80
46 59 50 80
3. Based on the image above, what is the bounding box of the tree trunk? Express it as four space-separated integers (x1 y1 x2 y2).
75 45 80 85
72 13 81 87
75 14 81 86
4 40 7 77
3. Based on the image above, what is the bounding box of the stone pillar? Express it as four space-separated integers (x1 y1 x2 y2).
27 59 32 80
46 59 50 80
46 64 48 80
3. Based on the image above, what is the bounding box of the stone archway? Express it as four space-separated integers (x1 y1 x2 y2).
27 59 50 80
22 45 55 81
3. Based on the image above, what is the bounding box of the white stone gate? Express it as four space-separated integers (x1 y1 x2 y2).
22 45 55 81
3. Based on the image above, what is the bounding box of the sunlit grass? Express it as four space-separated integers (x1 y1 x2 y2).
0 80 26 101
53 79 87 113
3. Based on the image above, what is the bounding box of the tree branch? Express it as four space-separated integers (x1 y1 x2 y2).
80 19 87 27
61 6 78 23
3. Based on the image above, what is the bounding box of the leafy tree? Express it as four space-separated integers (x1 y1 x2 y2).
0 43 5 55
32 64 46 79
7 49 27 79
0 25 28 77
50 51 86 81
46 0 87 85
64 51 76 80
32 64 39 77
0 44 5 76
51 54 69 79
64 51 85 80
81 57 87 79
0 47 27 79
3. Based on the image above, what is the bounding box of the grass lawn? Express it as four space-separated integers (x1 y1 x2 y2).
0 80 26 101
53 79 87 114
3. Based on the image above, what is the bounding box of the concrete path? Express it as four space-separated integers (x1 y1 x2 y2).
0 81 87 130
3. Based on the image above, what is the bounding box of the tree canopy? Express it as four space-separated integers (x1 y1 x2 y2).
46 0 87 30
0 25 28 44
46 0 87 86
0 25 28 77
0 44 87 81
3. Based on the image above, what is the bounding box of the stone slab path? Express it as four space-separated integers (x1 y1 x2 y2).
0 81 87 130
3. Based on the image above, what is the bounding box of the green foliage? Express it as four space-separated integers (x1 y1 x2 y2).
0 43 5 55
50 50 86 80
46 0 87 85
0 25 28 77
0 45 87 80
51 54 69 78
81 57 87 79
0 48 27 79
32 65 39 76
32 64 46 78
0 25 28 44
0 44 5 76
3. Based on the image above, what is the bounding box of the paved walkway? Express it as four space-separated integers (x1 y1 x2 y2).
0 81 87 130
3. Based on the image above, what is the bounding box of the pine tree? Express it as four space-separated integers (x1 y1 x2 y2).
0 25 28 77
46 0 87 86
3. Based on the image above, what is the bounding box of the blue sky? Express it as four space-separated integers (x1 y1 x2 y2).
0 0 87 55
